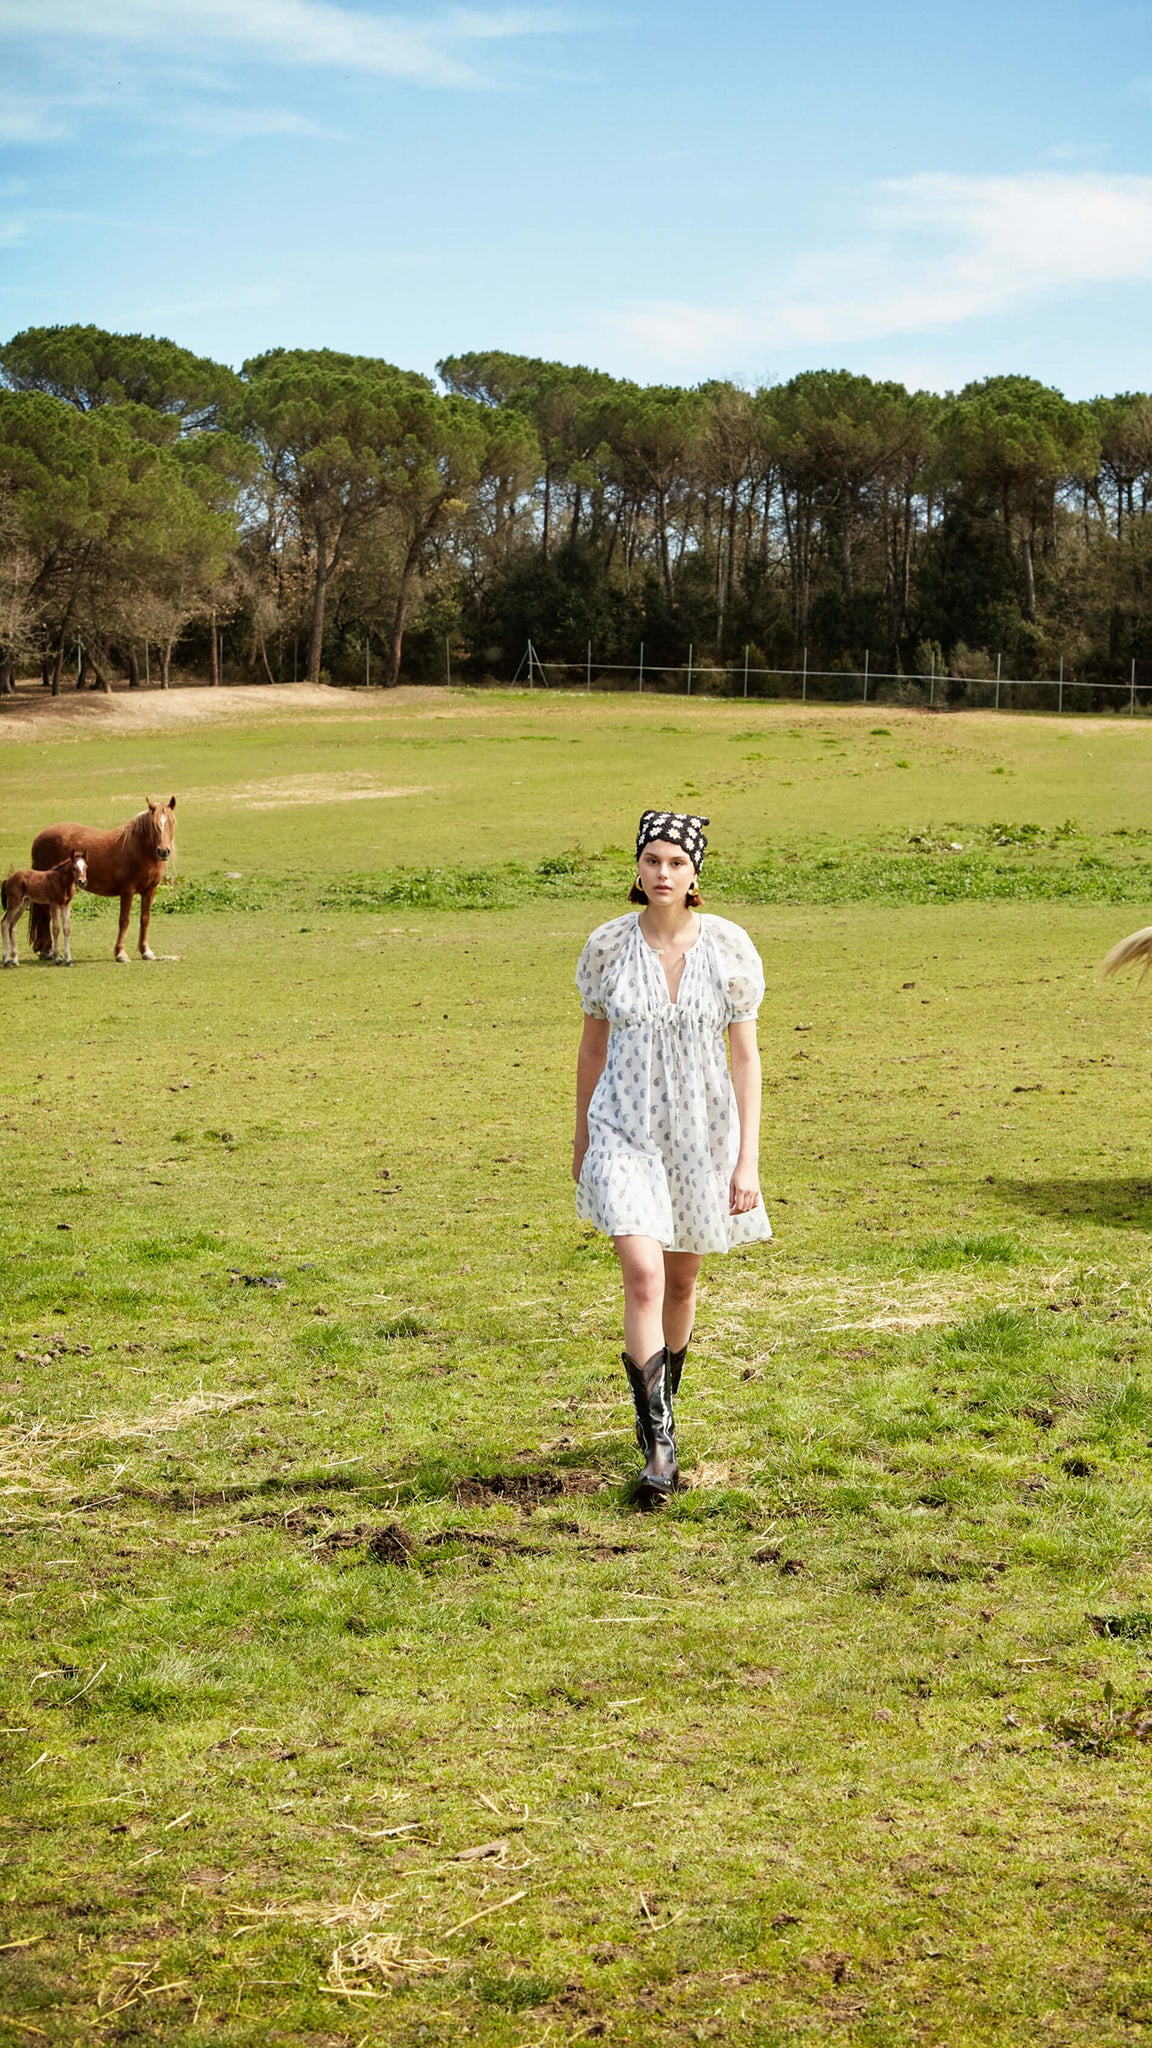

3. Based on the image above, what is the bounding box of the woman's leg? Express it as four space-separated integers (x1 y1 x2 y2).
662 1252 701 1354
613 1235 666 1362
613 1233 678 1501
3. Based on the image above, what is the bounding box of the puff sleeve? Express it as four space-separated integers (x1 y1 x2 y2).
575 915 633 1019
709 916 765 1023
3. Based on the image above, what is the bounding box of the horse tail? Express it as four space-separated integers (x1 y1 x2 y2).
0 880 6 913
29 902 52 955
1103 925 1152 982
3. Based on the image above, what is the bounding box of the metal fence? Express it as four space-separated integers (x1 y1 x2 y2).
509 640 1152 714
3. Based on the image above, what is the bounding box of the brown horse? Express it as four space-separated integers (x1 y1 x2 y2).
29 798 176 963
2 852 88 966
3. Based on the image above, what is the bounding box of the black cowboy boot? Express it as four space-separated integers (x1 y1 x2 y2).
666 1337 690 1402
623 1348 679 1505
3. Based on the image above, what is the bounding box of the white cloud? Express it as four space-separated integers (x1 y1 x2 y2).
605 172 1152 372
0 0 569 88
0 94 70 142
167 105 345 145
1042 142 1110 163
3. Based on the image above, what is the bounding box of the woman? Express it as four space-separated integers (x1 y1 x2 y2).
573 810 771 1506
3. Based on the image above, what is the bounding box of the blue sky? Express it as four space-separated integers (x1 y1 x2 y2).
3 0 1152 396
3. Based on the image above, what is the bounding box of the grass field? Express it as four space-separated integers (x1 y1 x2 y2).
3 687 1152 2046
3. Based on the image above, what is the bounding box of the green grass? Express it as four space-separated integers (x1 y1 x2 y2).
120 821 1152 917
3 690 1152 2043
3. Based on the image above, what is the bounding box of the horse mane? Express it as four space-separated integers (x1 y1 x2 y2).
119 808 152 850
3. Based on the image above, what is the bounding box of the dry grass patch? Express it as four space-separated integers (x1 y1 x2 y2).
186 774 437 809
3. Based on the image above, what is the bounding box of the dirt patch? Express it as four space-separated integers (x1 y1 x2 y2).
365 1522 417 1565
0 679 471 742
118 1471 367 1511
425 1527 531 1551
454 1470 606 1507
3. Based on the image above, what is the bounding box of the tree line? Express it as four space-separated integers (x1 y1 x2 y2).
2 322 1151 698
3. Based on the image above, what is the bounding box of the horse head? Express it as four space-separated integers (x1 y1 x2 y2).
144 796 177 863
71 852 88 890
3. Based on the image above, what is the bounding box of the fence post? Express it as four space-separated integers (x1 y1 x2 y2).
995 651 1001 711
1131 657 1137 716
743 644 749 698
638 642 644 693
293 636 298 684
528 639 535 689
1058 654 1063 715
929 649 935 708
686 644 693 696
802 646 807 703
586 640 591 692
76 637 82 680
862 648 869 705
443 635 450 688
144 642 150 687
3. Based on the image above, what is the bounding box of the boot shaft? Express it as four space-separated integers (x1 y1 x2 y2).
623 1347 678 1498
623 1347 669 1454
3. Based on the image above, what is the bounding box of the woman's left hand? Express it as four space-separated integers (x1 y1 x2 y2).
729 1166 760 1215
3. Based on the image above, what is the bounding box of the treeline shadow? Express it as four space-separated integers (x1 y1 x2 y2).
990 1177 1152 1230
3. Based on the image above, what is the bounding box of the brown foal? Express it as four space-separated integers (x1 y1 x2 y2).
1 852 88 967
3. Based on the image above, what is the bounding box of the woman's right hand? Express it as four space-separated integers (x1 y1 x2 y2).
572 1141 587 1184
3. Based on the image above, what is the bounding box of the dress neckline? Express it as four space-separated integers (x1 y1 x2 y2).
635 912 703 1007
635 911 703 957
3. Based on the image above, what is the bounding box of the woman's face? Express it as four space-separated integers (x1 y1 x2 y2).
639 840 696 905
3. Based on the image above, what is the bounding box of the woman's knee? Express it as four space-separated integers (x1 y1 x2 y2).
618 1247 664 1306
664 1261 700 1305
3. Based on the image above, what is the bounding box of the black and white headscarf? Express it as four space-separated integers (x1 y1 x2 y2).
636 810 710 873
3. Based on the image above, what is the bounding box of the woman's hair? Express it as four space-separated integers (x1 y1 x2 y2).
630 878 703 908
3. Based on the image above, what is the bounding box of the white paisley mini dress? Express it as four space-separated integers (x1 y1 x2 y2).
575 911 772 1255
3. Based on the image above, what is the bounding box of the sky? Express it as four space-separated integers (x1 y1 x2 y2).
3 0 1152 397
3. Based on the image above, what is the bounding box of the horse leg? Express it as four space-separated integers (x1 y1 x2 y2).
1 906 12 966
138 884 158 960
61 899 73 965
50 902 62 964
116 892 134 963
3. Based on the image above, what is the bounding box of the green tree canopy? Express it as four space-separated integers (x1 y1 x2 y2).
939 375 1099 619
0 323 240 432
380 388 537 683
238 349 433 684
0 390 237 690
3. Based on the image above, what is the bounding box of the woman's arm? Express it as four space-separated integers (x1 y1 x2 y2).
727 1019 762 1213
573 1015 610 1181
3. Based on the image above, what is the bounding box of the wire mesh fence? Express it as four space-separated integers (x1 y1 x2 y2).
508 640 1152 714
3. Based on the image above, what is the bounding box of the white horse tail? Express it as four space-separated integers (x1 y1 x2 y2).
1103 924 1152 981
